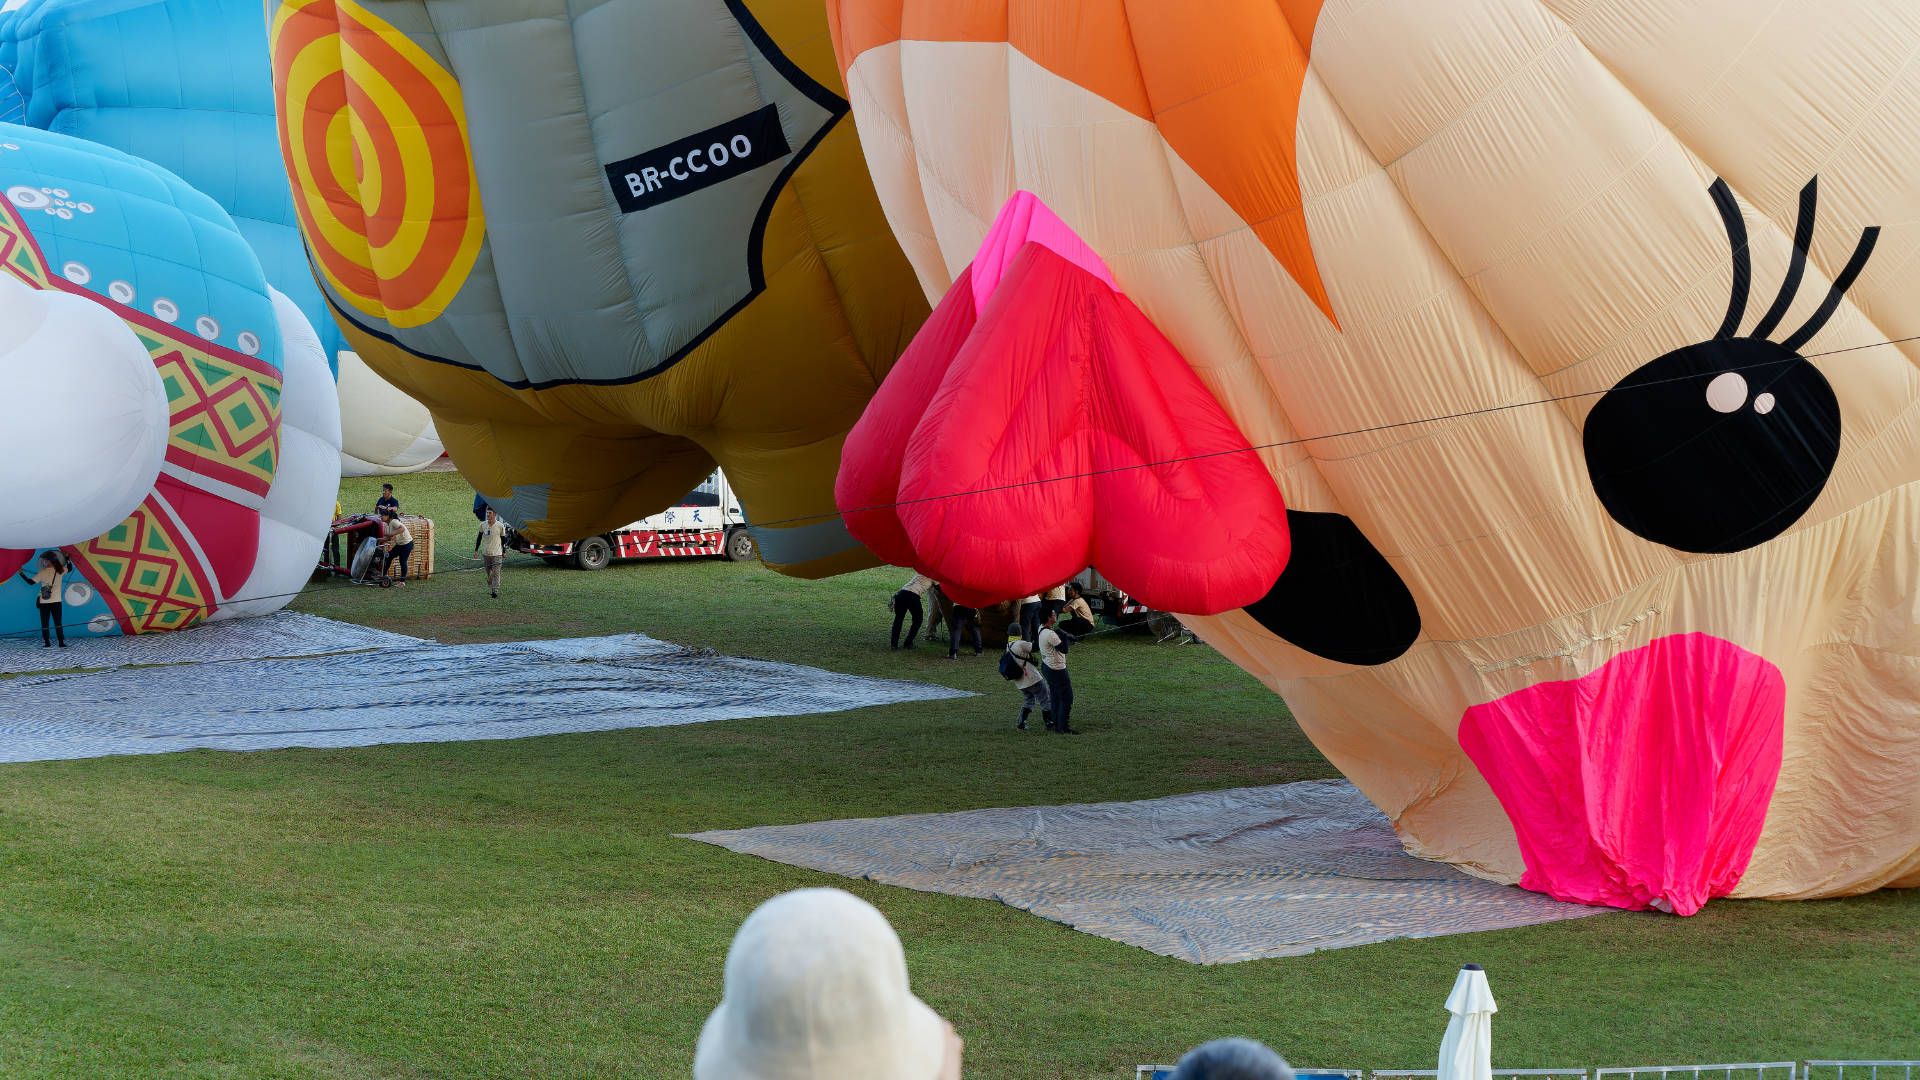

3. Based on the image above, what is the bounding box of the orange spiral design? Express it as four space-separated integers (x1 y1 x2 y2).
270 0 485 329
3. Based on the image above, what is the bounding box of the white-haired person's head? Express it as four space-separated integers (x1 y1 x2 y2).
1169 1038 1296 1080
694 887 963 1080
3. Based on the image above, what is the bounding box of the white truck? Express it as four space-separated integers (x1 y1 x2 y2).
509 471 758 570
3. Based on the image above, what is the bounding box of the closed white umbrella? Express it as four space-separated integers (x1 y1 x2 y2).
1438 963 1497 1080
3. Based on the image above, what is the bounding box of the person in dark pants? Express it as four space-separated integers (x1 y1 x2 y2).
475 507 508 598
1036 610 1080 734
324 499 344 569
1059 584 1096 636
1042 583 1067 626
890 572 931 649
947 603 982 659
1018 592 1041 642
17 549 68 648
379 508 415 586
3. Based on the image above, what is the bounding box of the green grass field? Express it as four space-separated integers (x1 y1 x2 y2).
0 471 1914 1079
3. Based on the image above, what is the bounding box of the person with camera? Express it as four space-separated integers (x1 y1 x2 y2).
16 549 70 648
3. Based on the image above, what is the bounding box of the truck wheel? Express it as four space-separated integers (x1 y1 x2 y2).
573 536 614 571
725 528 758 563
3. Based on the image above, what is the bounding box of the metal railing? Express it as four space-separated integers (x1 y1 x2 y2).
1136 1060 1367 1068
1135 1062 1911 1080
1596 1062 1797 1080
1374 1071 1587 1080
1803 1064 1920 1080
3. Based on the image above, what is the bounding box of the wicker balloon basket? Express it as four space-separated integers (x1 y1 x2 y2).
400 515 435 580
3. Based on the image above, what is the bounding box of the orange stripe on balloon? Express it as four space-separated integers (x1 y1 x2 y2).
828 0 1334 324
270 0 485 329
299 69 381 299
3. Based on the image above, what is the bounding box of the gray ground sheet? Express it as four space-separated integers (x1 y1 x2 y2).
0 632 971 762
685 780 1605 963
0 611 423 675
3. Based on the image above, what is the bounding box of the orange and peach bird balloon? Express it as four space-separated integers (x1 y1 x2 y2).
268 0 929 575
829 1 1920 912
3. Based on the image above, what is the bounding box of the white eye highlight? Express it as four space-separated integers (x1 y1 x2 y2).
1705 371 1748 414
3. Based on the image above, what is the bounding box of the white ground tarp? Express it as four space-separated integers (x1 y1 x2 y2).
684 780 1605 963
0 631 971 762
0 610 421 675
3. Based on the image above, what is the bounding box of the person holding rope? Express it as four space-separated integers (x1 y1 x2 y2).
946 599 982 659
1060 583 1096 636
890 572 932 649
1042 582 1068 626
17 549 69 648
1036 608 1081 734
1017 591 1042 642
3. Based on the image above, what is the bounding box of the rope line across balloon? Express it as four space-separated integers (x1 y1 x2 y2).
4 327 1912 643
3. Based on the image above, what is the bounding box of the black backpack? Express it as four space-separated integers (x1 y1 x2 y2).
997 648 1026 681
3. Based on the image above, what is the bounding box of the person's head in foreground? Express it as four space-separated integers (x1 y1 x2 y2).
1170 1038 1295 1080
695 887 962 1080
1007 622 1023 640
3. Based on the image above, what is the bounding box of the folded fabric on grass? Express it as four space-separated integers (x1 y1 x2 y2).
685 780 1605 963
0 633 970 761
0 611 422 675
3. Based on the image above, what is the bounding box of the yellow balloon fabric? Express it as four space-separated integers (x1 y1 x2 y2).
270 0 928 575
830 0 1920 909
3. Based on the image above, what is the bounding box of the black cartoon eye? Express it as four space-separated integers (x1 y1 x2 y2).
1584 177 1877 554
1243 510 1419 666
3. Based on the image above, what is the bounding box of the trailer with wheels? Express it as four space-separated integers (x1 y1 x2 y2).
509 471 755 570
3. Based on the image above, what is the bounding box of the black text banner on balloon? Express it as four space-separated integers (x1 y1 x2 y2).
604 105 792 213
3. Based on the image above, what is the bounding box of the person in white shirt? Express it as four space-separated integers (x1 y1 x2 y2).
475 508 508 598
379 508 415 586
1042 583 1068 626
1018 592 1042 642
890 572 932 649
1036 610 1080 734
1003 624 1050 730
